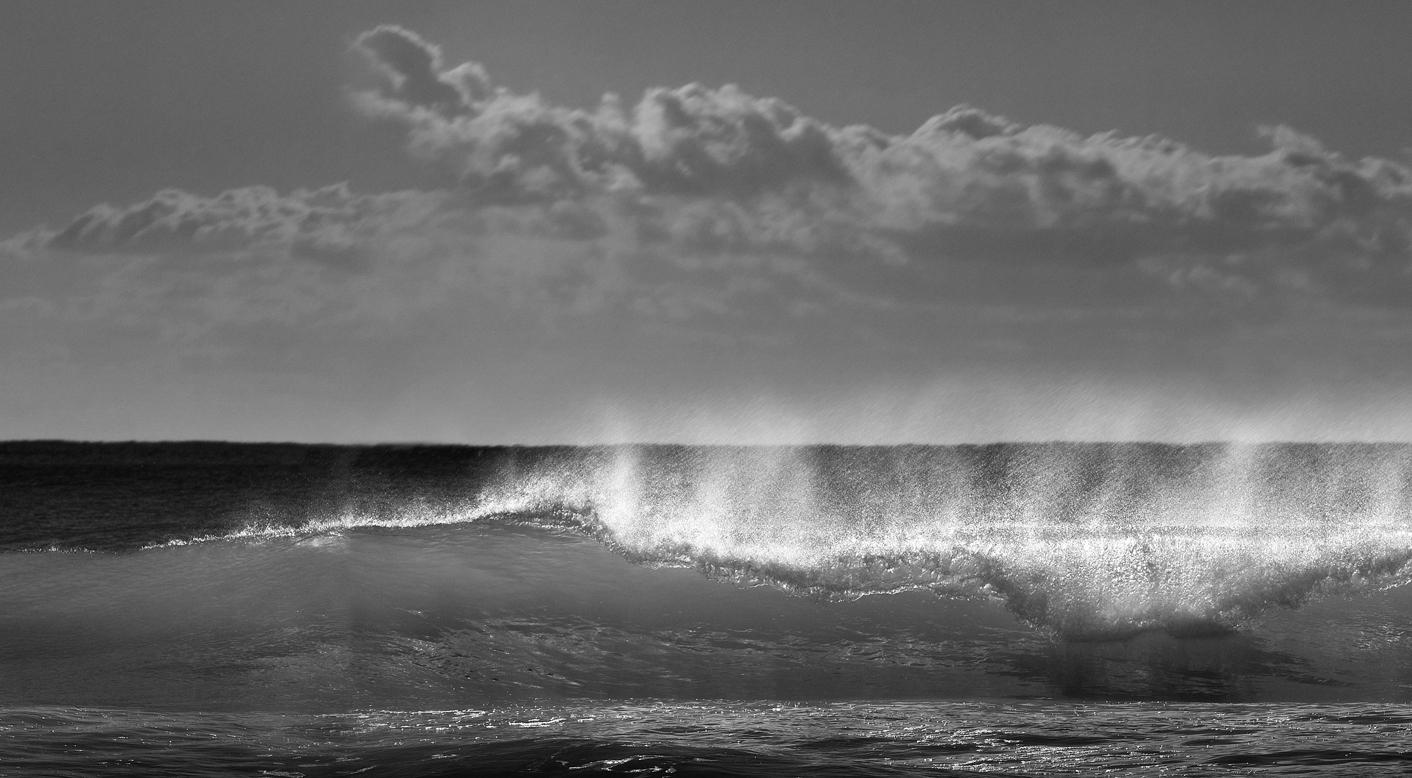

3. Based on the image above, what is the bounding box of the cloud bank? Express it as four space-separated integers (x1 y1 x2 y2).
6 24 1412 442
347 26 1411 273
15 24 1412 293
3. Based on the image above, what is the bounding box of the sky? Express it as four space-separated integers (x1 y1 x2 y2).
4 0 1412 444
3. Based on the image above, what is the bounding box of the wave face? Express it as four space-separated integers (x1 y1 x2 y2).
3 441 1412 711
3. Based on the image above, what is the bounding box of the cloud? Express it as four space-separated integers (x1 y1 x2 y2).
6 24 1412 443
13 24 1411 312
7 23 1412 390
27 183 459 261
353 25 493 117
345 25 1412 290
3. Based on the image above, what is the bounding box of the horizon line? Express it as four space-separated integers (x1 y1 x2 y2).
5 438 1412 448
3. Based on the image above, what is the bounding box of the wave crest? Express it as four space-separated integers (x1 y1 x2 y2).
196 444 1412 637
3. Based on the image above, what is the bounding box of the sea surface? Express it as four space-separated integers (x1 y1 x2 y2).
2 441 1411 775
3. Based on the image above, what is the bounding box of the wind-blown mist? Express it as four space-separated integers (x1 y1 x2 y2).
400 443 1412 638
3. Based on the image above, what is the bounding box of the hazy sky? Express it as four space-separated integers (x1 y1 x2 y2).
5 1 1412 443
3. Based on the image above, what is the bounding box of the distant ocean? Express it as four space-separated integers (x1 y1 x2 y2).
3 441 1411 776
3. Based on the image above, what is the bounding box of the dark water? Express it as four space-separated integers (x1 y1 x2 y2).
3 441 1412 775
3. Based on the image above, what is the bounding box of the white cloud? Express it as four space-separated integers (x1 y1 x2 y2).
5 24 1412 443
345 25 1412 285
8 23 1409 337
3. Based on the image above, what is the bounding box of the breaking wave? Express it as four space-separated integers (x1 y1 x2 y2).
124 443 1412 639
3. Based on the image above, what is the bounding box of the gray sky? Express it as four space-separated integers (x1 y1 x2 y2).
4 1 1412 443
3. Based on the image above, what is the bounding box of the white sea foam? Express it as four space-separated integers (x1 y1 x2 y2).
162 443 1412 636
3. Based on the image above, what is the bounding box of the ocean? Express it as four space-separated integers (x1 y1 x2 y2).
1 441 1410 775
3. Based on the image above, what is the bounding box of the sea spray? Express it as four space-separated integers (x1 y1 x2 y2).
437 443 1412 637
